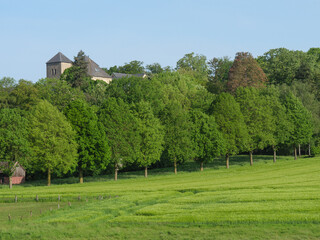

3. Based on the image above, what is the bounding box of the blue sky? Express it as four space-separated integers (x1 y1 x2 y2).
1 0 319 82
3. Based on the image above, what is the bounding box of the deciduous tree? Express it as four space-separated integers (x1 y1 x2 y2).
210 93 249 168
28 100 78 186
134 101 164 177
64 100 111 183
235 87 274 165
190 109 225 171
0 108 30 188
98 98 140 180
228 52 267 93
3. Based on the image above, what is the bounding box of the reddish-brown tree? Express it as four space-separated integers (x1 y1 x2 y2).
227 52 268 93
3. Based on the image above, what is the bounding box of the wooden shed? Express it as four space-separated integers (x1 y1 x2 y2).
0 162 26 185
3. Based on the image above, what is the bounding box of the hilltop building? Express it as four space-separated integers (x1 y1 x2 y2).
46 52 112 84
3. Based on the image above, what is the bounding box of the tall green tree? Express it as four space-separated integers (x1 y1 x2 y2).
61 50 91 90
235 87 274 165
98 98 140 180
190 109 225 171
0 108 30 188
134 101 164 177
161 101 194 174
260 86 293 162
207 57 233 94
210 93 249 168
228 52 267 93
281 93 313 160
64 100 111 183
28 100 78 186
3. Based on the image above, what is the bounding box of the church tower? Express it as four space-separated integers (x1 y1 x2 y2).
46 52 73 78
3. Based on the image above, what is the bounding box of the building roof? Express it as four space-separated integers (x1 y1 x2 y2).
85 56 111 78
0 162 25 174
111 72 147 79
46 52 73 64
112 72 132 79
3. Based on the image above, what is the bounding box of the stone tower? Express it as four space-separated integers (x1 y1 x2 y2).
46 52 73 79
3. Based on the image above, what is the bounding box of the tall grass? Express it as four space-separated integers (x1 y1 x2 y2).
0 155 319 239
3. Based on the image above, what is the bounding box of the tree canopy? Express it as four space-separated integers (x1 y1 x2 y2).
28 100 78 186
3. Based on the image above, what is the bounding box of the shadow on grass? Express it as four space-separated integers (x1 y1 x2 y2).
4 154 296 188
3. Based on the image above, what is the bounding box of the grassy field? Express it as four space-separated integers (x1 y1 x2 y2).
0 155 319 239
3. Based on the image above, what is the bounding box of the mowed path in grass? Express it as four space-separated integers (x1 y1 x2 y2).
0 156 319 239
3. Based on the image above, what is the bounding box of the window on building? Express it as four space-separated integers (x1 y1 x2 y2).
52 69 54 75
54 69 56 75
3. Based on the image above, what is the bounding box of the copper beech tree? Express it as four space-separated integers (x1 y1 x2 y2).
227 52 268 93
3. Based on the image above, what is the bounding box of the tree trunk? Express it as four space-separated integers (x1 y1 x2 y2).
200 161 204 171
48 168 51 186
144 166 148 178
298 144 301 157
309 143 311 156
294 147 297 160
174 159 177 175
249 151 253 166
9 176 12 189
114 166 118 181
226 153 229 169
273 146 276 163
79 167 83 184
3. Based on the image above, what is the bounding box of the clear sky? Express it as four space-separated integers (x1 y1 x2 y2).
1 0 319 82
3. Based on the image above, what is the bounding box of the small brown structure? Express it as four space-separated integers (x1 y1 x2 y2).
0 162 26 185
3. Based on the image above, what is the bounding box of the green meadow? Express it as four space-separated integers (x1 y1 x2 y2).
0 156 319 239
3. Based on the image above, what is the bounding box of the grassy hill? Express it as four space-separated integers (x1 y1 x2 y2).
0 155 319 239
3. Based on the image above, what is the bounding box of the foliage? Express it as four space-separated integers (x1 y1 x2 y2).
161 101 194 169
0 108 30 178
189 109 226 165
133 101 164 170
35 78 85 111
210 92 249 156
281 92 313 148
64 100 111 179
176 52 208 85
228 52 268 92
260 86 293 150
207 56 233 94
98 98 140 173
235 87 274 152
61 50 91 90
257 48 320 87
0 77 16 108
7 80 39 110
28 100 78 185
146 63 164 74
106 61 145 75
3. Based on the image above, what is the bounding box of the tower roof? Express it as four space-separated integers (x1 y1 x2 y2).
46 52 73 64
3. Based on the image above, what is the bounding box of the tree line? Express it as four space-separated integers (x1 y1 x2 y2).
0 48 319 188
